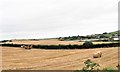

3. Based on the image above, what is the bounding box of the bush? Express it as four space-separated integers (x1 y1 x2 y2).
83 41 93 48
74 59 118 72
74 59 100 72
82 59 100 70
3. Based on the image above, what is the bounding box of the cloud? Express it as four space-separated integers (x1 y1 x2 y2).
0 0 119 40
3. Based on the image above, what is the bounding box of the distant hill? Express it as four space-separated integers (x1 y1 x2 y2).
58 30 119 41
1 31 119 41
102 30 119 37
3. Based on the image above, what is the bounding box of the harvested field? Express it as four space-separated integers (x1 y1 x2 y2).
6 39 114 45
2 46 118 70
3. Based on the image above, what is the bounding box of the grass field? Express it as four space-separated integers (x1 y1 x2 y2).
2 46 118 70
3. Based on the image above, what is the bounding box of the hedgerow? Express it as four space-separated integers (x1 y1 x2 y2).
1 42 119 49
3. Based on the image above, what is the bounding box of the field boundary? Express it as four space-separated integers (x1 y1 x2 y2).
1 43 119 49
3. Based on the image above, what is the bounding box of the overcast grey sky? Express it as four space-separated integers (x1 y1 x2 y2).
0 0 119 40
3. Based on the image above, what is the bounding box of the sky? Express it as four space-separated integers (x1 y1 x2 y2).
0 0 119 40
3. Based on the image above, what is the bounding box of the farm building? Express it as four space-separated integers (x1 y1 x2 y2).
113 38 119 41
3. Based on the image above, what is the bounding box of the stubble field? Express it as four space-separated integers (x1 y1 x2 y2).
2 46 118 70
6 39 114 46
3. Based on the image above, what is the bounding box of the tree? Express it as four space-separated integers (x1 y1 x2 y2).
83 41 93 48
103 32 107 34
